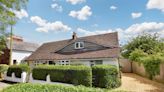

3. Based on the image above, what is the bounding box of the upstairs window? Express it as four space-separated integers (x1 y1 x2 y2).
75 42 84 49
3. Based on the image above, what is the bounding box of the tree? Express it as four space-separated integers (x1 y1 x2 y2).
0 0 28 64
122 33 164 58
122 33 164 80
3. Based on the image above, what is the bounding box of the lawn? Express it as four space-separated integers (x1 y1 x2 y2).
1 83 126 92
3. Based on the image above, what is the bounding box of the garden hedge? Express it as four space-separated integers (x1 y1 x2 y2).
7 65 30 78
0 64 9 73
2 83 110 92
92 65 121 89
0 64 9 78
32 65 92 87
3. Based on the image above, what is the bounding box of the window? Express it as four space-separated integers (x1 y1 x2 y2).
34 61 44 66
75 42 84 49
59 60 70 65
49 61 56 65
13 60 17 64
90 60 103 66
95 60 103 65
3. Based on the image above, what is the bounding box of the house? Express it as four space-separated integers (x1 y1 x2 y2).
26 32 120 67
0 35 39 65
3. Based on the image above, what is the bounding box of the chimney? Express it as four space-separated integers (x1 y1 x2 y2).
72 32 77 40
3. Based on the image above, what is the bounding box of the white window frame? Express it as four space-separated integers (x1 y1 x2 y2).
75 42 84 49
59 60 70 65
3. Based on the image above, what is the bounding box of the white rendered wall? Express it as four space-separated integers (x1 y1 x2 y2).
12 50 32 64
30 58 118 67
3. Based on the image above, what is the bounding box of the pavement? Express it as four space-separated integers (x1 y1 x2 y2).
0 73 164 92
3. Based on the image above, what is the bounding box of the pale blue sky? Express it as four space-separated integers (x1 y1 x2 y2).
11 0 164 45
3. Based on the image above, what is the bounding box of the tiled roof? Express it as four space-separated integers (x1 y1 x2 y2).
6 41 39 52
26 32 120 61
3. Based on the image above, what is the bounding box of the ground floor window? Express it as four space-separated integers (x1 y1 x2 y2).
49 61 56 65
59 60 70 65
90 60 103 66
13 60 17 64
34 61 44 66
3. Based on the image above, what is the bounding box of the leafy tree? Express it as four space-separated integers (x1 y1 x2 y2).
129 49 148 62
0 0 28 55
122 33 164 58
122 33 164 80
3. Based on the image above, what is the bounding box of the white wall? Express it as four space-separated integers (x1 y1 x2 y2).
12 50 32 65
103 58 118 66
30 58 119 67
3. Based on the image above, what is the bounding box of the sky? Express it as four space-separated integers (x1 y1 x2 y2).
12 0 164 45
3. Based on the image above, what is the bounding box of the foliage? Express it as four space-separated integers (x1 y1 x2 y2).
140 55 163 80
0 0 28 55
0 64 9 73
0 36 6 55
1 83 127 92
129 49 148 62
7 65 30 78
92 65 121 89
122 33 164 80
122 33 164 58
32 65 92 87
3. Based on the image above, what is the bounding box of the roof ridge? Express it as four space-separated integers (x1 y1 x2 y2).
44 32 118 44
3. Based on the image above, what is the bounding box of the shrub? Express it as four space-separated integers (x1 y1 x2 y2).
129 49 148 62
0 64 9 73
0 64 9 78
140 55 162 80
32 65 92 87
1 83 110 92
7 65 30 78
92 65 121 89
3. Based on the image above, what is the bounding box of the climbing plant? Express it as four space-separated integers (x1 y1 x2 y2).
141 55 162 80
122 33 164 80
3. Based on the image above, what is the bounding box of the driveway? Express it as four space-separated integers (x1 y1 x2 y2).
115 73 164 92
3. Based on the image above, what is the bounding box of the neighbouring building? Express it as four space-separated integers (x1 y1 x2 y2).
26 32 120 67
0 35 39 65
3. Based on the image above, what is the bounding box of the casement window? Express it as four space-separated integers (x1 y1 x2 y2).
34 61 43 66
49 61 56 65
75 42 84 49
90 60 103 66
59 60 70 65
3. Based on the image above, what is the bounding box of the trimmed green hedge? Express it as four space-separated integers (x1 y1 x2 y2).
0 64 9 73
2 83 112 92
7 65 30 78
32 65 92 87
92 65 121 89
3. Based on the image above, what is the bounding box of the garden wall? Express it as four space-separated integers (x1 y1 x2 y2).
119 59 132 73
132 62 164 83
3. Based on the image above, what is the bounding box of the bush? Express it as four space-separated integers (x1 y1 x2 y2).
7 65 30 78
32 65 92 87
0 64 9 78
1 83 110 92
0 64 9 73
92 65 121 89
140 55 162 80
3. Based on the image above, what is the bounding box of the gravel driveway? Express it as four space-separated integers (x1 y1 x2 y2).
115 73 164 92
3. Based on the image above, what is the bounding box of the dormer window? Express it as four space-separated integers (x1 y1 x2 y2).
75 42 84 49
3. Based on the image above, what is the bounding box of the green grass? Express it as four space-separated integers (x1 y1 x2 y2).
1 83 126 92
